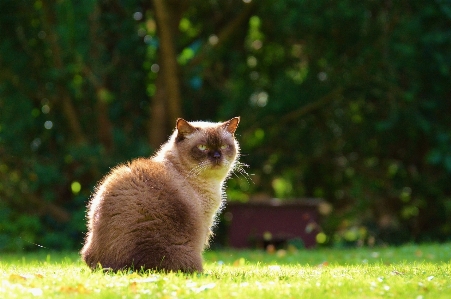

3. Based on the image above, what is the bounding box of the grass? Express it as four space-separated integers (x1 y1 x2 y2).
1 243 450 298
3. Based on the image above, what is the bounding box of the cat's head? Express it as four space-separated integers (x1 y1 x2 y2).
172 117 240 180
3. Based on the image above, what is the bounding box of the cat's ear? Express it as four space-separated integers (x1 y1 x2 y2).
176 118 197 139
222 116 240 134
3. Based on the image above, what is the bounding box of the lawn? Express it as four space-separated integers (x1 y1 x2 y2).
1 243 450 298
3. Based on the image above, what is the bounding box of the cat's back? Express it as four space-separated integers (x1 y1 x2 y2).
109 157 166 187
93 157 198 229
94 157 169 210
90 156 195 238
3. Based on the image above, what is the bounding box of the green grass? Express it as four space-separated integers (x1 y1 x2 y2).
1 243 451 298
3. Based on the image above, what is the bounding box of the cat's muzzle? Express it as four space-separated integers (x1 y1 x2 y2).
209 151 222 165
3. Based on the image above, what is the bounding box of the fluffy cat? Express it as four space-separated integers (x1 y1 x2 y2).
80 117 240 273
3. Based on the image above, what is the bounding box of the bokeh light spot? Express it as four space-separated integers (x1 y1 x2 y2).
71 181 81 194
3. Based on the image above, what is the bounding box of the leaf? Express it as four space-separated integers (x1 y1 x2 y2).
233 257 246 266
316 261 329 268
276 249 287 258
129 282 138 293
59 284 90 294
266 244 276 254
9 274 27 283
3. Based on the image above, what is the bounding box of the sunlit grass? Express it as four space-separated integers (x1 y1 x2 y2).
1 243 450 298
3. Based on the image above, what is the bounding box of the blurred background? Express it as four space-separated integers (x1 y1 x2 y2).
1 0 450 252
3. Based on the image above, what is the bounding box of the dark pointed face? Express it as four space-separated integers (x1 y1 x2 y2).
190 129 236 167
174 118 240 178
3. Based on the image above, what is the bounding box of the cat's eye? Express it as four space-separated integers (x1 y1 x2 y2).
220 144 228 150
197 144 208 151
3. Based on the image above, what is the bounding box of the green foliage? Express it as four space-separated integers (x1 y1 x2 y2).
1 0 451 251
0 0 149 251
186 0 451 245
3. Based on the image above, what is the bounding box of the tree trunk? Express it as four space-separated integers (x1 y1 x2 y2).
149 73 169 148
149 0 186 148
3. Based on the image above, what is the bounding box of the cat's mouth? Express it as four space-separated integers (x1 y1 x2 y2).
208 151 223 166
209 158 222 167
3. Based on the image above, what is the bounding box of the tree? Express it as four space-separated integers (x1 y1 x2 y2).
148 0 185 148
1 0 450 251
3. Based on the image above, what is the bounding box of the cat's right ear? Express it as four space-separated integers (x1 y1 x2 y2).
176 118 196 141
223 116 240 135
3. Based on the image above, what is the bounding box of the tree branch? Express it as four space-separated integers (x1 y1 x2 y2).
188 0 257 68
244 87 344 136
280 87 344 125
28 194 71 223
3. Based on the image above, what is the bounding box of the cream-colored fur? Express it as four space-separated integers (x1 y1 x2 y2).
81 117 240 272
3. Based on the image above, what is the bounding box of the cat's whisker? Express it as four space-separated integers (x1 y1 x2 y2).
237 171 253 184
187 161 209 178
187 167 203 178
238 165 253 183
231 162 253 184
231 171 241 180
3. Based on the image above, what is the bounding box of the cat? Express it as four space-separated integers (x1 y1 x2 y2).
80 117 241 273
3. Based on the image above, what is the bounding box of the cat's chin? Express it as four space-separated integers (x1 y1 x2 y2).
203 162 231 178
209 161 223 168
210 158 233 169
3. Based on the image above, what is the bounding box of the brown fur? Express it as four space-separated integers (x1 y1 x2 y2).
80 117 240 273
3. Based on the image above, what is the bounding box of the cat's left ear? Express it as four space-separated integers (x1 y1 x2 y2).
176 118 197 139
222 116 240 134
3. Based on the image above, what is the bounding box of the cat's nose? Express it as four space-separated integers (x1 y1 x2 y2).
212 151 221 159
